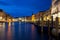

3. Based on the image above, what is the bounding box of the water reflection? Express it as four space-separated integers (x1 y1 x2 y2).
0 22 54 40
31 24 35 40
0 23 5 40
19 22 22 40
7 25 12 40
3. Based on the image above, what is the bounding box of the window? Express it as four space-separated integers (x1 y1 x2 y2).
0 17 2 20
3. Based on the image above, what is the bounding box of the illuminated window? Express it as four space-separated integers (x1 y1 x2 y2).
57 12 60 17
0 17 2 20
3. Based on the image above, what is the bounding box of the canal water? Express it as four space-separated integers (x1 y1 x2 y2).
0 22 53 40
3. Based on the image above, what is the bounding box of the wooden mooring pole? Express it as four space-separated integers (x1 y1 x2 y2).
55 17 59 40
41 15 44 40
47 20 51 40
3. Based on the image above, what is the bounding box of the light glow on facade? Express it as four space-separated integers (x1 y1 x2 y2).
0 17 2 20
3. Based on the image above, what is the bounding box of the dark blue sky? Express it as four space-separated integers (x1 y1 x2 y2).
0 0 51 17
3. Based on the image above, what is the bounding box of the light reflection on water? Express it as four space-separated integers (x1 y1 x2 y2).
0 22 52 40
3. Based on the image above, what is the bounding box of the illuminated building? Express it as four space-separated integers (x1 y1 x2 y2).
0 9 13 22
32 14 35 22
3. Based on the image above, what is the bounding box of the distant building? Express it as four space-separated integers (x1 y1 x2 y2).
51 0 60 19
25 16 31 21
32 14 35 22
0 9 6 21
0 9 13 22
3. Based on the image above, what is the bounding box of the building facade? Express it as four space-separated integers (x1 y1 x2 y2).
0 9 13 22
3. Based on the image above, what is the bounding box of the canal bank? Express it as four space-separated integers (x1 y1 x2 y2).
29 21 60 40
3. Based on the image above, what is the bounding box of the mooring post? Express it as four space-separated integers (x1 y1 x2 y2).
51 16 53 27
41 14 44 40
47 20 51 40
55 17 59 40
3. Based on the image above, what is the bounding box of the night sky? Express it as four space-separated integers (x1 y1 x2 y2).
0 0 51 17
